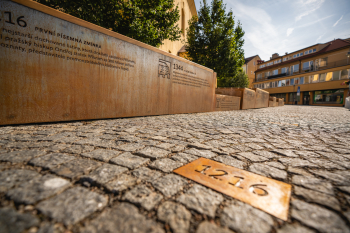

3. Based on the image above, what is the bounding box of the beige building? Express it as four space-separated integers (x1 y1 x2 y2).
243 55 261 88
159 0 197 56
253 39 350 107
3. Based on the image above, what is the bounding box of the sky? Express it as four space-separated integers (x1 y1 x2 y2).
193 0 350 61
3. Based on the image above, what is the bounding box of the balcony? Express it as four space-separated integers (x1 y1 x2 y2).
316 59 349 71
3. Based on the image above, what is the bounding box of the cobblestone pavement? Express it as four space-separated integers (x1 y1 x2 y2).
0 105 350 233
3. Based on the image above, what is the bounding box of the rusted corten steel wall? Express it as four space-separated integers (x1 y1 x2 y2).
215 88 256 110
0 0 216 125
253 88 269 109
269 97 276 107
214 95 240 111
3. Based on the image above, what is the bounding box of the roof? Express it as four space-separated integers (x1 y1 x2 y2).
187 0 197 17
178 45 187 53
244 55 260 64
255 39 350 72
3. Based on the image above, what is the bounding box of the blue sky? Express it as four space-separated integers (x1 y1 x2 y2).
192 0 350 61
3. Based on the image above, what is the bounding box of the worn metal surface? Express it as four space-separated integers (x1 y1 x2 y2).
214 95 240 111
174 158 291 221
0 0 216 125
241 88 256 110
278 98 285 106
215 88 256 110
253 88 269 109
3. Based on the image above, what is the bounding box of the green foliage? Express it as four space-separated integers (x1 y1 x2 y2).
186 0 245 87
223 69 249 88
35 0 181 47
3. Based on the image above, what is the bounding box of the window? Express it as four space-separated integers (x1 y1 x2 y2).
319 73 326 82
333 71 340 80
283 58 287 61
273 69 278 75
319 57 328 67
291 64 299 74
305 50 309 55
313 48 316 52
325 72 332 81
297 53 300 57
257 73 262 80
312 74 319 83
300 52 303 56
300 77 304 84
303 61 313 70
265 71 270 77
295 77 299 85
266 83 270 88
281 80 286 86
272 82 275 88
341 69 349 79
275 81 278 87
278 80 282 87
281 67 289 74
286 79 290 86
314 89 344 104
253 61 256 65
290 78 294 85
289 93 297 102
305 76 311 84
293 54 297 58
251 71 253 74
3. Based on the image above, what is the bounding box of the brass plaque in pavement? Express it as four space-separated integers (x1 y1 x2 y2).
173 158 291 220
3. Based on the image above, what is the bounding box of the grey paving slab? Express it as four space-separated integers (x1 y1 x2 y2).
116 142 145 152
220 200 274 233
7 174 70 204
149 158 183 172
0 169 41 192
196 222 234 233
136 146 171 159
292 175 335 195
177 184 223 217
152 174 187 197
0 207 39 233
158 201 191 233
51 158 102 179
213 155 246 169
29 153 76 169
171 152 198 163
124 185 163 210
132 167 163 182
277 224 315 233
37 187 107 225
105 174 137 193
183 148 217 158
294 186 341 211
249 163 287 181
0 149 46 163
236 152 269 162
291 199 349 233
82 203 164 233
110 152 149 169
81 149 121 162
81 164 128 185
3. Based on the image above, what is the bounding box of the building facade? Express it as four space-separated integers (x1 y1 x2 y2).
243 55 261 88
253 39 350 106
159 0 197 57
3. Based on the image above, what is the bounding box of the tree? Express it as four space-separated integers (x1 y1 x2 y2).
225 69 249 88
185 0 245 87
35 0 181 47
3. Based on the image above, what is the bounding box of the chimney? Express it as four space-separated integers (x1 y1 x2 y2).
271 53 279 59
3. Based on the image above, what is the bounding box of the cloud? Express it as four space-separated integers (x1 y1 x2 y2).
298 15 334 28
333 15 343 27
295 0 325 22
316 33 325 43
287 28 294 37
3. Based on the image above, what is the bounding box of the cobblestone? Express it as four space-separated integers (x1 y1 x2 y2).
1 106 350 232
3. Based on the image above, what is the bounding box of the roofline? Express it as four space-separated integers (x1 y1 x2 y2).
255 44 350 73
187 0 198 17
260 43 322 64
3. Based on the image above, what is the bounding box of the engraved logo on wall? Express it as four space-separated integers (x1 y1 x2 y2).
158 59 171 79
216 98 221 108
